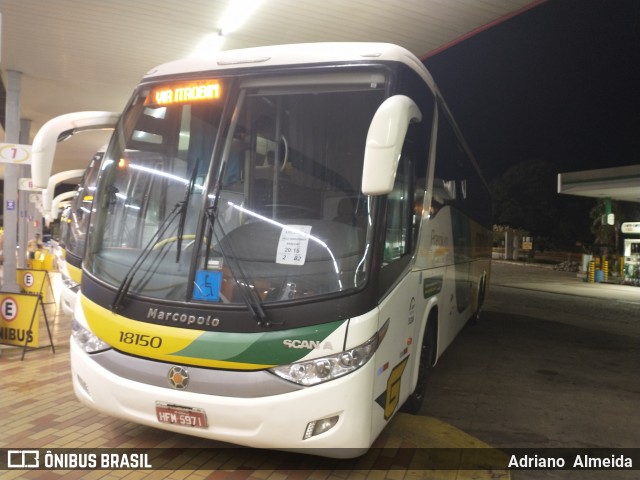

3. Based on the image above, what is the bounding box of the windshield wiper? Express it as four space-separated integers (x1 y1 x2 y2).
203 205 271 327
111 162 199 313
175 160 199 262
111 201 182 312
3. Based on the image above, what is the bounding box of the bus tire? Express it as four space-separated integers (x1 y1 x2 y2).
401 316 436 414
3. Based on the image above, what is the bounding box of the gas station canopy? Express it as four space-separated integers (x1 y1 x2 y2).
557 164 640 204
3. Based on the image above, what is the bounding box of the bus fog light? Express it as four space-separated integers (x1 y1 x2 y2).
72 319 111 353
303 415 339 440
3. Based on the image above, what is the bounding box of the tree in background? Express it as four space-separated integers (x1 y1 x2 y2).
491 159 593 250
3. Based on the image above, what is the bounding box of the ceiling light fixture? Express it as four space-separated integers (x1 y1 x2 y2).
191 0 264 57
218 0 265 36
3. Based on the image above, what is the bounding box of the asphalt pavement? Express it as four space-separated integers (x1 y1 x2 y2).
420 261 640 479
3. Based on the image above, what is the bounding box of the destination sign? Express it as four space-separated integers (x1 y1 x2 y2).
147 80 221 105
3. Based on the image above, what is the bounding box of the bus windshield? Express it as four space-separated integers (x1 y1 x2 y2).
65 151 103 260
86 71 387 306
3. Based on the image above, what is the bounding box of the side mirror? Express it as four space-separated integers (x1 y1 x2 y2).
31 111 119 188
361 95 421 195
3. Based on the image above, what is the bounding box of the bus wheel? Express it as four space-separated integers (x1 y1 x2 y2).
401 319 436 414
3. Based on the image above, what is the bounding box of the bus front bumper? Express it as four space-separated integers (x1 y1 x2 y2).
70 339 375 457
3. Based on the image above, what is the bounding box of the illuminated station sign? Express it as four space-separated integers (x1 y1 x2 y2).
148 81 221 105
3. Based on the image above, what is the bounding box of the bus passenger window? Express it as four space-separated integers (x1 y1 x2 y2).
383 155 413 264
432 109 492 229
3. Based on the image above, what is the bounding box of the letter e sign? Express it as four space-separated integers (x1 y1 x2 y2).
1 297 18 321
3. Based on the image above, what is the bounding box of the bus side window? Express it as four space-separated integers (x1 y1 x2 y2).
432 108 492 229
383 154 414 263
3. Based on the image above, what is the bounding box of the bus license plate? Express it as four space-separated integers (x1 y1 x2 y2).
156 402 208 429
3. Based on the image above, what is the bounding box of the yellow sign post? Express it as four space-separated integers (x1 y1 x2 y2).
0 292 55 360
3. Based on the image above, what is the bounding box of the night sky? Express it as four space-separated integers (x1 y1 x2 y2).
422 0 640 181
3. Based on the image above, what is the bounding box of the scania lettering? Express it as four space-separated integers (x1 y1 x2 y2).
33 43 491 457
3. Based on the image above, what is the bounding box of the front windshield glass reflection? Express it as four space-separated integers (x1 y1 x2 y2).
65 151 103 260
87 72 386 305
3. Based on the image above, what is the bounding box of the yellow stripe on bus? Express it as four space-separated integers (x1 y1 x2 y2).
80 296 274 370
67 262 83 285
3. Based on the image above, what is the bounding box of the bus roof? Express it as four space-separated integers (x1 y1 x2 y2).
143 42 435 87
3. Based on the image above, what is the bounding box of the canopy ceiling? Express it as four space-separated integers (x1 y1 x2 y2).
0 0 539 177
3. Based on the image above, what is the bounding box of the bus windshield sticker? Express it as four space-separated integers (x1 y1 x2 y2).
276 225 312 265
193 270 223 301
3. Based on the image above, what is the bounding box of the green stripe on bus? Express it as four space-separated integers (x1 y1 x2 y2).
170 319 346 365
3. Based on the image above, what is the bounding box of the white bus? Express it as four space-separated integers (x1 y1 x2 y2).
42 43 491 457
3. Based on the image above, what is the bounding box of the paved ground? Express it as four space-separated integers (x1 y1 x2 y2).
1 262 638 479
0 273 508 480
421 261 640 479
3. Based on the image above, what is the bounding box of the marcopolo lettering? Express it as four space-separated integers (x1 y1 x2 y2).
147 308 220 327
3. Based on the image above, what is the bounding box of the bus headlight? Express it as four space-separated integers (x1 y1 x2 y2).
72 319 111 353
269 334 378 386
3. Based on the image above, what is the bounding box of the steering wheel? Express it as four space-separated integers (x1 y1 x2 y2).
152 234 197 250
